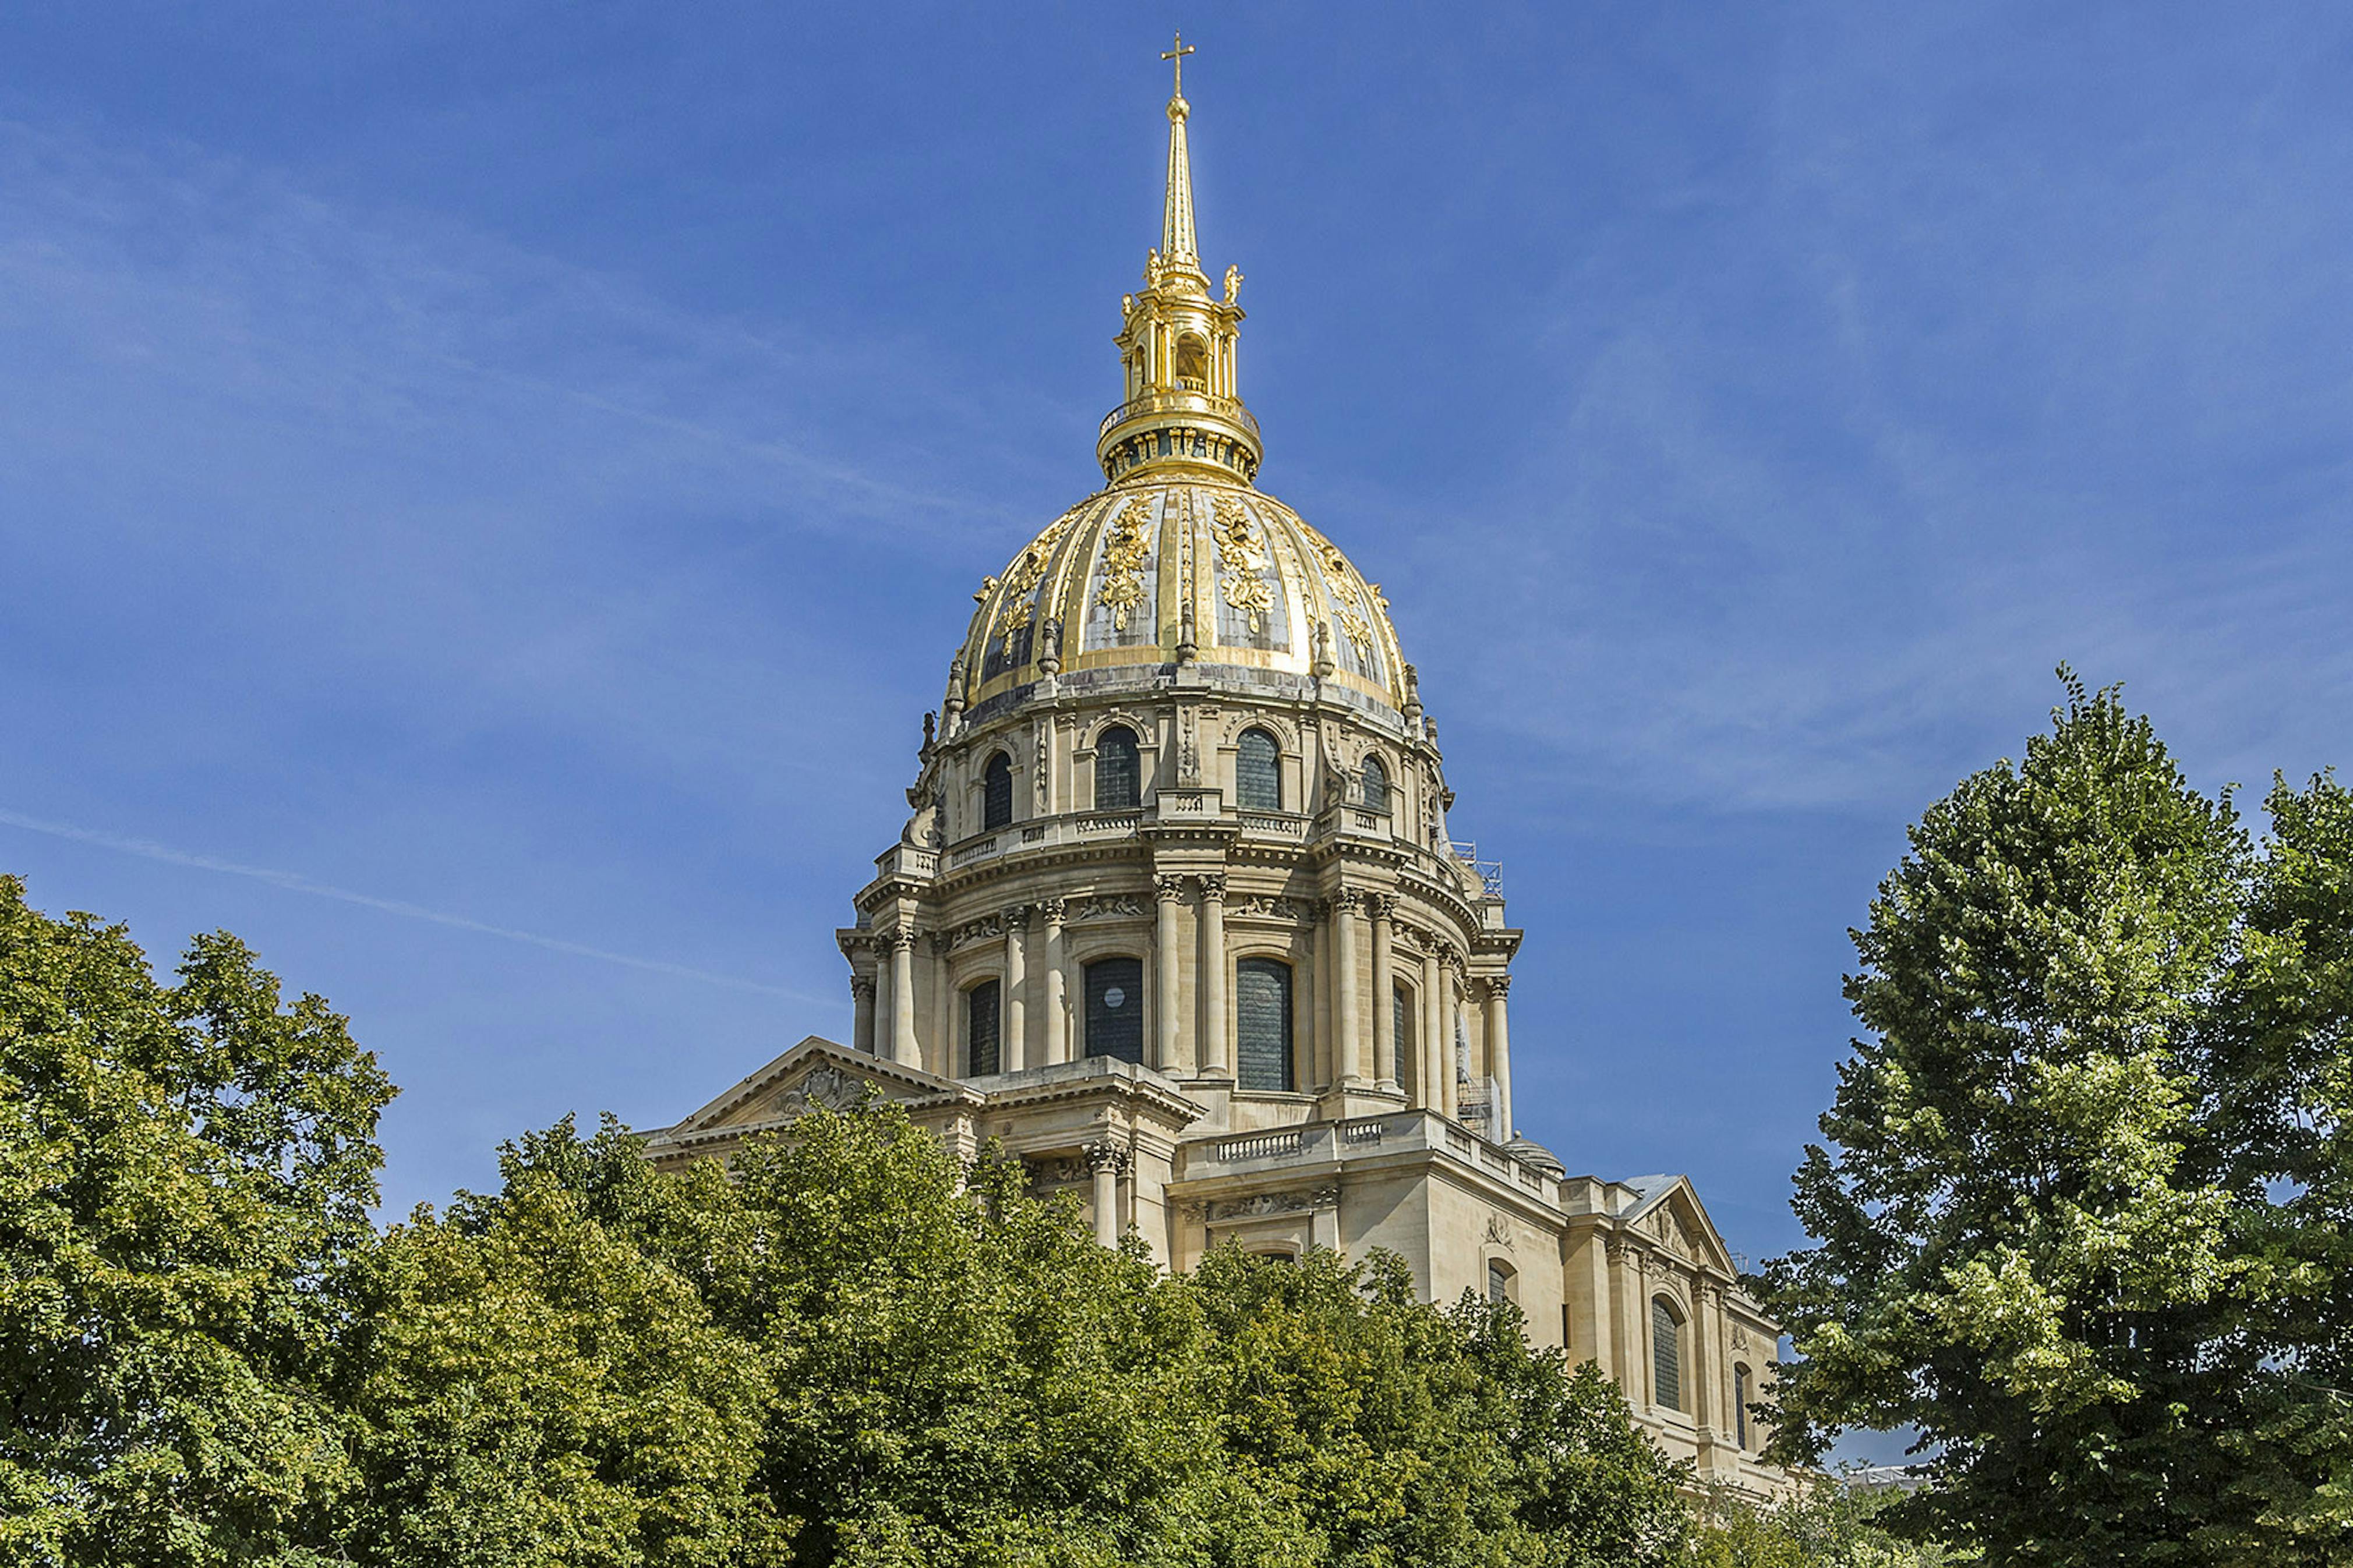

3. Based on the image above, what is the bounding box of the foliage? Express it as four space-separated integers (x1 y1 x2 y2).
0 873 392 1567
1688 1480 1959 1568
0 871 1705 1565
1767 676 2353 1564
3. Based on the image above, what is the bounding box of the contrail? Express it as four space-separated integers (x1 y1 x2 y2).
0 806 827 1004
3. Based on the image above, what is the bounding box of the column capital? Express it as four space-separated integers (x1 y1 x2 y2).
849 974 877 1001
1368 891 1400 921
1196 870 1227 901
1331 887 1366 915
1083 1139 1132 1175
1038 896 1067 926
1153 872 1189 902
1483 974 1512 999
1002 903 1032 930
881 923 918 953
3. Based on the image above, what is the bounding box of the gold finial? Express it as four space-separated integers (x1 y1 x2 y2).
1161 31 1195 100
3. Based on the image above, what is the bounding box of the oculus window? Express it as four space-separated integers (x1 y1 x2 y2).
1235 727 1281 811
1084 956 1144 1064
1094 725 1141 811
1235 957 1294 1092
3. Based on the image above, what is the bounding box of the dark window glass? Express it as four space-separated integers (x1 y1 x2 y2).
983 753 1013 831
966 979 1002 1075
1235 958 1294 1091
1652 1297 1683 1413
1488 1260 1511 1304
1393 985 1415 1096
1095 725 1140 810
1236 728 1281 810
1084 956 1144 1063
1734 1364 1751 1450
1360 754 1390 810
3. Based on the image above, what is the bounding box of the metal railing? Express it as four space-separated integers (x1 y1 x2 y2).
1097 389 1263 443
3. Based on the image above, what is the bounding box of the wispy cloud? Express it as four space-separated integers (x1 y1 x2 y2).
0 807 828 1005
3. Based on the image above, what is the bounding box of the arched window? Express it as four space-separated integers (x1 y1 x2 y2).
1652 1297 1684 1413
1235 957 1294 1092
1487 1259 1514 1304
1084 955 1144 1064
1733 1363 1753 1450
983 752 1014 831
965 978 1002 1076
1393 984 1416 1097
1175 334 1209 391
1094 725 1140 811
1236 727 1281 811
1359 754 1391 811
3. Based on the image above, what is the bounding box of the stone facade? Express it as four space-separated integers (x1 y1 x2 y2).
643 68 1791 1496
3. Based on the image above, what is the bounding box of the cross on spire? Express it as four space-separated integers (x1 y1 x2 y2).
1161 31 1194 99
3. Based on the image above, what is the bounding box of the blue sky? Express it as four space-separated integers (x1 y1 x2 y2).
5 2 2350 1442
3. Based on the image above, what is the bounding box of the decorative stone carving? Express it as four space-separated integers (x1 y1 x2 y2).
1026 1156 1090 1188
947 913 1007 950
1331 888 1365 915
1483 1213 1515 1250
1002 903 1032 930
777 1065 868 1116
1485 974 1511 999
881 923 918 953
1369 892 1399 920
1234 895 1310 921
1206 1183 1338 1221
849 975 877 1001
1153 873 1189 902
1083 1140 1131 1175
1038 896 1066 926
1196 872 1227 902
1074 893 1148 922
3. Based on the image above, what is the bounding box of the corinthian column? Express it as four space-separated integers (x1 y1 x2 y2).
1419 946 1444 1111
1040 898 1069 1066
852 972 877 1055
1086 1141 1127 1247
1154 873 1186 1072
888 926 919 1067
1197 873 1228 1077
1369 893 1397 1088
1004 905 1029 1072
1485 974 1513 1139
1333 889 1363 1085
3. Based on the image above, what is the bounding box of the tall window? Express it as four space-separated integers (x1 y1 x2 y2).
966 978 1002 1076
1393 985 1416 1098
1359 754 1391 811
1084 956 1144 1063
1235 957 1294 1091
1733 1363 1752 1450
1652 1297 1684 1413
1487 1259 1513 1304
1094 725 1140 810
983 752 1013 831
1236 727 1281 810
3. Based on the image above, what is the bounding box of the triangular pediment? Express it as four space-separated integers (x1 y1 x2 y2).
665 1035 975 1137
1619 1173 1739 1276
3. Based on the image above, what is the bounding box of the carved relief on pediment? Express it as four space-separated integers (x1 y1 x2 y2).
731 1063 876 1125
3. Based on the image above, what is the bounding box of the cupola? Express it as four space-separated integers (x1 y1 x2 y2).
1096 34 1263 486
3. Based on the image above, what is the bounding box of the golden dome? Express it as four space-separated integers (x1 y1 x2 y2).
946 479 1412 728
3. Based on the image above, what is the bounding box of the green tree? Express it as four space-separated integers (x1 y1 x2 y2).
1766 678 2255 1560
333 1117 791 1567
0 875 393 1567
1689 1480 1956 1568
2198 771 2353 1562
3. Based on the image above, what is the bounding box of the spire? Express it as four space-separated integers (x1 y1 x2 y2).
1097 36 1262 487
1161 31 1199 266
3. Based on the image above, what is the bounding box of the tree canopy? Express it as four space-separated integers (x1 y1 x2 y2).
0 872 1702 1567
1768 676 2353 1565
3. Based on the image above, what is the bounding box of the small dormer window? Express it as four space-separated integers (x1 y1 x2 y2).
1236 727 1281 811
1360 754 1391 812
